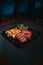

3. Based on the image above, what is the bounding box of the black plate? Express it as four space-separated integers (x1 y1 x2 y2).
1 24 40 48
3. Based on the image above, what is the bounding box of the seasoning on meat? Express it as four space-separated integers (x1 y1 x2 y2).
21 30 32 39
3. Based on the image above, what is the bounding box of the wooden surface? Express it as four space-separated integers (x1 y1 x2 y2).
0 18 19 26
0 18 43 28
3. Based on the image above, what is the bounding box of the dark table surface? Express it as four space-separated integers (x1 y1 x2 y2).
0 19 43 65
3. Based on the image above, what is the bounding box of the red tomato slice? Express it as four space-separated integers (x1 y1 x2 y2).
25 32 32 39
16 32 25 39
21 30 32 39
16 32 27 43
19 36 27 43
21 30 27 34
21 30 31 34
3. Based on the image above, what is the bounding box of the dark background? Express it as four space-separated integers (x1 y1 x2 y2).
0 0 43 23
